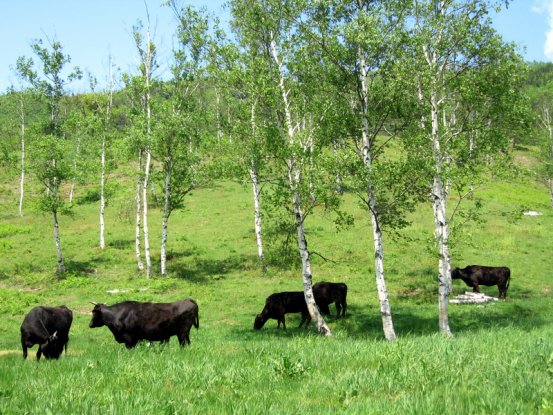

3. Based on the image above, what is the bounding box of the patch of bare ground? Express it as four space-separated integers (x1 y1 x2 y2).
0 350 20 357
514 153 539 169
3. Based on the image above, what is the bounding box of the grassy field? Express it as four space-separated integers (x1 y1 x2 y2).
0 148 552 414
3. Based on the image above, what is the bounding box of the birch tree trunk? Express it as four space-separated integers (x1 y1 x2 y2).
99 139 106 249
270 36 331 336
53 210 65 274
249 100 266 272
249 164 265 272
100 60 114 250
18 97 25 217
140 24 155 278
142 148 152 278
160 150 172 277
216 88 222 141
430 89 453 337
541 107 553 209
135 150 144 272
357 45 396 341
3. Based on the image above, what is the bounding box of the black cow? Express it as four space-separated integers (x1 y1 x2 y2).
254 291 311 330
20 305 73 360
314 282 348 317
89 299 199 349
451 265 511 299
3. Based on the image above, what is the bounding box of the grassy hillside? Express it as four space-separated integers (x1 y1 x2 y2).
0 146 552 414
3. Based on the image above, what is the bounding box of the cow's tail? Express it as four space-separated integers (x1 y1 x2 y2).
506 268 511 291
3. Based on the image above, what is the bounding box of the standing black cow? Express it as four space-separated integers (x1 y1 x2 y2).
20 305 73 360
254 292 311 330
451 265 511 299
313 282 348 317
89 299 199 349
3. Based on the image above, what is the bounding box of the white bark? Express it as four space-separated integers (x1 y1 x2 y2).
270 35 331 336
100 59 114 250
250 165 265 272
18 97 25 217
250 100 265 272
540 107 553 209
430 87 453 337
357 44 396 341
142 148 152 278
417 1 453 335
160 151 171 277
53 210 65 274
140 23 155 278
99 139 106 249
216 88 222 141
135 150 144 272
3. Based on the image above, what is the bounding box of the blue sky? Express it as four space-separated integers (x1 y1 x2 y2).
0 0 550 93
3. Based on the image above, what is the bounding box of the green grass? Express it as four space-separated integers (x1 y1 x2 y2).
0 155 553 413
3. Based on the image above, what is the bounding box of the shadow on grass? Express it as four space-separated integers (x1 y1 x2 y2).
64 260 103 277
107 239 134 250
227 300 550 341
167 255 252 283
344 301 550 339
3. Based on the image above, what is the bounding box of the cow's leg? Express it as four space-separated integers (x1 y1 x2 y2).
21 339 28 359
125 338 138 349
280 316 286 330
299 312 311 329
177 333 187 347
498 283 507 299
335 302 342 318
36 346 42 361
472 283 480 293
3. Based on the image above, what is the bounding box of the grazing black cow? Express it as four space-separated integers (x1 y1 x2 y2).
89 299 199 349
20 305 73 360
313 282 348 317
254 291 311 330
451 265 511 299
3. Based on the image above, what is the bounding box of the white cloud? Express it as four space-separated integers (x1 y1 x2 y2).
533 0 553 59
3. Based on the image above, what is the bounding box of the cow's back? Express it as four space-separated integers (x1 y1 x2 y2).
109 299 197 342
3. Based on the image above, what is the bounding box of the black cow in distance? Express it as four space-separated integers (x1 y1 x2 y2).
254 291 311 330
452 265 511 299
313 282 348 317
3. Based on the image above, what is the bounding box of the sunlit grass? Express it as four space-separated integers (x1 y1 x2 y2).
0 150 552 413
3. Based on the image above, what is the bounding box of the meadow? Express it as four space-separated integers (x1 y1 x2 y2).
0 146 552 414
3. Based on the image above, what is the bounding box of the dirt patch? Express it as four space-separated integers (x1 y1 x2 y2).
0 350 22 357
514 153 539 169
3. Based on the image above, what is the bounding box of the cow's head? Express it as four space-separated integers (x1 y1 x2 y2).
451 268 460 279
40 331 63 359
253 314 266 330
89 303 106 328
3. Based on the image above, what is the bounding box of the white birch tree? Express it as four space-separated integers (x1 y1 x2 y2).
16 38 81 276
131 19 157 278
298 0 420 340
410 0 523 335
230 0 332 335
